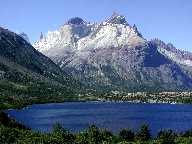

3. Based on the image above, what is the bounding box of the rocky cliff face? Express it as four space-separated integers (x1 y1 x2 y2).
152 39 192 80
151 39 192 67
33 13 192 92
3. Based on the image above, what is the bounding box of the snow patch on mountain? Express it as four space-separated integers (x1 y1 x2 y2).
33 30 60 52
77 23 145 51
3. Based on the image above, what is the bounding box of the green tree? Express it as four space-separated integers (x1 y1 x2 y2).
76 125 108 143
135 124 151 142
156 129 175 144
99 129 114 142
174 136 192 144
52 122 75 143
119 128 134 142
87 124 100 143
52 122 63 134
183 130 192 138
0 126 18 144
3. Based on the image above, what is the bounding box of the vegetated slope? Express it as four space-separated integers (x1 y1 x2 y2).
33 12 192 92
0 27 85 109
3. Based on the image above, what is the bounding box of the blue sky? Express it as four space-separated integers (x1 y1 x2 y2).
0 0 192 52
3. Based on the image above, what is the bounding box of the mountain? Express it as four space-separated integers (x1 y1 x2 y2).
151 39 192 79
0 27 85 109
19 33 29 43
33 12 192 92
152 39 192 68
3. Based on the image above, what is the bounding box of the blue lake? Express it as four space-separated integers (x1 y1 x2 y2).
4 102 192 137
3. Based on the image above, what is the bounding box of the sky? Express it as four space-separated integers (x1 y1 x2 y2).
0 0 192 52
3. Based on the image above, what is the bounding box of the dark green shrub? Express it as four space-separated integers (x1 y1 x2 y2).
119 128 134 141
156 129 175 144
135 124 151 142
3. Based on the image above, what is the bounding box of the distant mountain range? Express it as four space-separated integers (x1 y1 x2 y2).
33 12 192 92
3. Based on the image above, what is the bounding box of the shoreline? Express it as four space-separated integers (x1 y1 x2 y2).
3 100 190 111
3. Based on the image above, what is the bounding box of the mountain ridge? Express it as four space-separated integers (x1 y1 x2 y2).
33 13 192 92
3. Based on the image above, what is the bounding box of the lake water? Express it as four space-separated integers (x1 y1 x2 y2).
5 102 192 137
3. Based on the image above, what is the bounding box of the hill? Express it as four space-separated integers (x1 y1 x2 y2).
0 27 86 109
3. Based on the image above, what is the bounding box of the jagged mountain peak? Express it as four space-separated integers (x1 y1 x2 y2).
106 12 128 25
66 17 87 25
39 32 44 40
34 13 146 54
19 32 29 43
33 15 192 92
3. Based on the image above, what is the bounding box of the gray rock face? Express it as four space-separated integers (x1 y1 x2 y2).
66 17 86 25
33 13 192 92
152 39 192 67
152 39 192 80
106 12 128 25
